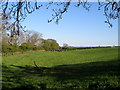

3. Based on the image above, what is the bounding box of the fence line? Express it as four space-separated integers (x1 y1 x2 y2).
0 50 46 56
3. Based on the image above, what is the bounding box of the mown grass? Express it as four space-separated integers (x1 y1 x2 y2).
2 47 120 89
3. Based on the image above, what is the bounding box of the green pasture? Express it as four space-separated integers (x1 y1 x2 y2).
2 47 120 89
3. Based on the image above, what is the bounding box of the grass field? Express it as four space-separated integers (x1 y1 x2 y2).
2 47 120 89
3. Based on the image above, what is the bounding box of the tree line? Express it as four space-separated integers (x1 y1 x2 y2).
0 14 60 54
1 30 60 54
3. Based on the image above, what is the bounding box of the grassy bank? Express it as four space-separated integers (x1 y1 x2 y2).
2 47 120 89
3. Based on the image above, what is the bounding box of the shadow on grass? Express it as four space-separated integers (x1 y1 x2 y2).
2 59 120 89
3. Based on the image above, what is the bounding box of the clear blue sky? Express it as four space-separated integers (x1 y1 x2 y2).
21 2 118 47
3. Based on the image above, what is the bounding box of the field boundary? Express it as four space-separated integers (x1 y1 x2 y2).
0 50 46 56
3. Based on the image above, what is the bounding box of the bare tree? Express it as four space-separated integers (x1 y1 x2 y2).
0 0 120 37
0 13 26 45
63 43 69 47
0 13 11 45
25 30 42 46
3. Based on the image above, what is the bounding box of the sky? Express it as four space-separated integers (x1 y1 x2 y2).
21 2 118 47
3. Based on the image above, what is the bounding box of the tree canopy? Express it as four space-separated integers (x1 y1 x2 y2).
0 0 120 37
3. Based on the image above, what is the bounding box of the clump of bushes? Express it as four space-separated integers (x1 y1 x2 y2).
2 38 60 54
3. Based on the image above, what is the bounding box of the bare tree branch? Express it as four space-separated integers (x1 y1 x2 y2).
1 0 119 37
